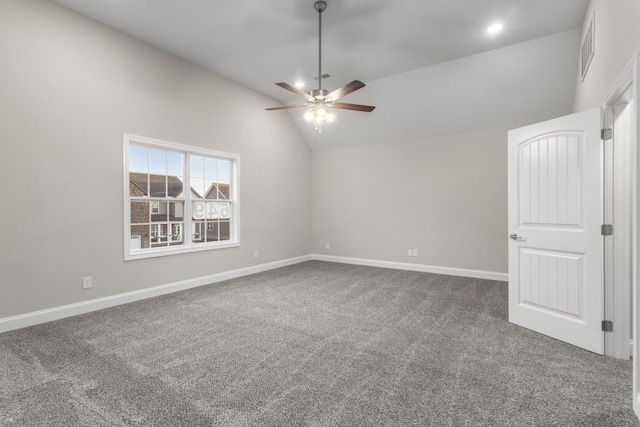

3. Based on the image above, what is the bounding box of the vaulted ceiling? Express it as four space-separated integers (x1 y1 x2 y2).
50 0 590 149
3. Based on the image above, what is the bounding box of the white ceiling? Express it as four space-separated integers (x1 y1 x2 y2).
49 0 590 149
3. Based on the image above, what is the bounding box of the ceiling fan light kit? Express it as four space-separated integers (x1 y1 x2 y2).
265 0 375 133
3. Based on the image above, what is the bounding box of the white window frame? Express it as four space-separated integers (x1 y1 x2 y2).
123 134 240 261
150 224 161 238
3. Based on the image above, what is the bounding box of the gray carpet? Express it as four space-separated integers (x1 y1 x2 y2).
0 261 637 426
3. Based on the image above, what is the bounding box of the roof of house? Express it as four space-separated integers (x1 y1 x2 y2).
130 172 229 200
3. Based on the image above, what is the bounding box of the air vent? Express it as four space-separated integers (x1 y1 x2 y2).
581 11 595 81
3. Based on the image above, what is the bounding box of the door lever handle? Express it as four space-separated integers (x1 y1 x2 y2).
509 233 521 241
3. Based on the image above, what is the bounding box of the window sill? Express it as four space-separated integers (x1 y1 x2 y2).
124 240 240 261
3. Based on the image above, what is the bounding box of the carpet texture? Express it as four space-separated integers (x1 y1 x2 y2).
0 261 637 426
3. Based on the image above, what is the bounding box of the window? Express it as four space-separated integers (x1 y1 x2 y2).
124 134 239 260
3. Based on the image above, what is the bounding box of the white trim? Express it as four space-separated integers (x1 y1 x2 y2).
0 255 311 334
311 254 508 282
603 78 635 359
0 254 508 334
604 53 635 106
623 51 640 421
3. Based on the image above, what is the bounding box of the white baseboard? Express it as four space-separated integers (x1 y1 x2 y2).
0 255 312 334
311 254 508 282
0 254 506 334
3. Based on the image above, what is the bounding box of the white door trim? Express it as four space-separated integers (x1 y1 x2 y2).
603 83 634 360
606 52 640 420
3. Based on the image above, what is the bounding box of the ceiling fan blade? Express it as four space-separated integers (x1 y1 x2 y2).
331 102 375 112
265 103 309 111
326 80 365 101
275 82 312 101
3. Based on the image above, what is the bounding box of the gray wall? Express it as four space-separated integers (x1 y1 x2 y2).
312 128 509 273
573 0 640 111
0 0 311 318
4 0 631 321
311 0 640 277
307 17 588 277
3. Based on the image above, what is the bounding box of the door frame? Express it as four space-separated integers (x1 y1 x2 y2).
603 68 635 360
604 52 640 419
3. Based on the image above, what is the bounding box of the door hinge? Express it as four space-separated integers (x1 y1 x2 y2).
601 128 613 140
602 320 613 332
601 224 613 236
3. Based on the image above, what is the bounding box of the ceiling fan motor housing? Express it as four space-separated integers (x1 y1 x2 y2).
309 89 330 100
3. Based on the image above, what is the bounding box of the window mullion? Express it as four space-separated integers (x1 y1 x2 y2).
184 153 193 247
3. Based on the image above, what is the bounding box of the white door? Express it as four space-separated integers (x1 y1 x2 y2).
508 108 603 354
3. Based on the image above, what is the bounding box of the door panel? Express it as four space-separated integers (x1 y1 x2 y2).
519 134 583 227
508 108 603 354
519 249 582 318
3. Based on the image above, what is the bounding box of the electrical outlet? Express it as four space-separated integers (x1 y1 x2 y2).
408 249 412 256
325 243 330 250
82 276 92 290
412 249 418 257
254 250 259 259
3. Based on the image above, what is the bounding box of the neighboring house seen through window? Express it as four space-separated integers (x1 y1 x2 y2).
124 134 239 260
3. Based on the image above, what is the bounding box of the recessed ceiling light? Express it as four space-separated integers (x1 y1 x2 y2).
295 81 305 88
487 23 503 34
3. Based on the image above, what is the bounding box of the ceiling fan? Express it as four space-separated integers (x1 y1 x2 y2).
265 1 375 132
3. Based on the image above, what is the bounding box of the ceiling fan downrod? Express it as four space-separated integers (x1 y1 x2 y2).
315 1 326 92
